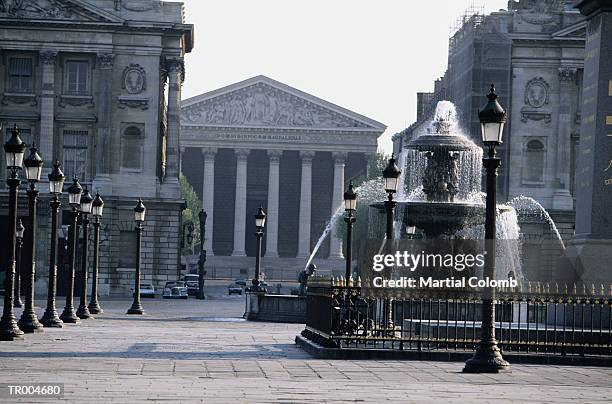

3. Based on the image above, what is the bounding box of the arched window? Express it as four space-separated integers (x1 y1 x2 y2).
122 126 144 170
523 139 545 184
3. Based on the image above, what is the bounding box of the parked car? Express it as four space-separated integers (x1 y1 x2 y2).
234 278 247 287
139 283 156 298
162 281 188 299
182 274 200 296
228 283 243 295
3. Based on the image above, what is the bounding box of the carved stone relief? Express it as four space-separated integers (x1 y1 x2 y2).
122 64 146 94
182 83 368 129
1 0 72 19
521 77 552 123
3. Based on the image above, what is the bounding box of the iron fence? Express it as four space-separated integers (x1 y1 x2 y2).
302 278 612 358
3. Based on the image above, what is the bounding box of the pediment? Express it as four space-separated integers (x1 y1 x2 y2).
552 21 587 39
181 76 386 131
0 0 123 23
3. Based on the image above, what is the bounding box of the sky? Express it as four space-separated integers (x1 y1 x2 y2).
180 0 509 153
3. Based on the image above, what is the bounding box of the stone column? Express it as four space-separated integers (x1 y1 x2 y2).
161 57 183 197
329 152 347 259
39 51 57 171
92 53 115 194
297 151 315 258
232 149 250 256
266 150 282 258
553 67 577 210
201 147 217 256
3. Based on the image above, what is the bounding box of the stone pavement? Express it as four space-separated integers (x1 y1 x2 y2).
0 288 610 403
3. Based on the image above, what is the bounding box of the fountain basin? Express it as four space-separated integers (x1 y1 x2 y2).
401 201 486 237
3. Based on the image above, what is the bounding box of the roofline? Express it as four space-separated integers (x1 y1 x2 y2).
181 75 387 131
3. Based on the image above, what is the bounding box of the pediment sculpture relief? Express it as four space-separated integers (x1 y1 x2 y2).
183 84 368 129
0 0 72 18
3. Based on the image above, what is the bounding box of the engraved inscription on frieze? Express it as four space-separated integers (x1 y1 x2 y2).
182 83 368 129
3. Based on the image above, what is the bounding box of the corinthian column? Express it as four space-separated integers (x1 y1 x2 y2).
266 150 282 258
39 51 57 171
92 53 115 194
232 149 250 256
161 57 183 198
329 152 347 258
297 151 315 258
553 67 576 210
202 147 217 256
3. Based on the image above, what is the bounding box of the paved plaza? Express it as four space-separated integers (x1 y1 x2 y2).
0 286 610 403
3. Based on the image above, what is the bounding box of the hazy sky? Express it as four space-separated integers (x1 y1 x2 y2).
180 0 509 153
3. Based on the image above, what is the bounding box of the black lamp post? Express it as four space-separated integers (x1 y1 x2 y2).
0 124 26 341
41 161 65 328
127 199 146 315
60 176 83 324
18 143 44 333
88 192 104 314
343 182 357 281
14 219 25 308
76 187 93 319
382 156 402 240
196 209 207 300
252 207 266 293
463 84 510 373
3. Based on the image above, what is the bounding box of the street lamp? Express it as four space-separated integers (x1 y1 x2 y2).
343 182 357 281
127 199 146 315
76 187 94 319
41 161 65 328
463 84 510 373
382 156 401 239
0 124 26 341
60 176 83 324
197 210 207 300
88 192 104 314
252 207 266 292
14 219 25 308
18 144 44 333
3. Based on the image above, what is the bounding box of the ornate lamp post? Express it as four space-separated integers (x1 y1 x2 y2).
382 156 401 239
196 209 207 300
0 124 26 341
41 162 65 328
76 187 93 319
463 84 510 373
88 192 104 314
60 177 83 324
127 199 146 315
343 182 357 281
18 144 44 333
14 220 25 308
252 207 266 293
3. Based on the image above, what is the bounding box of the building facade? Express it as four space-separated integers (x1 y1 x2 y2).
0 0 193 295
393 0 584 241
181 76 385 280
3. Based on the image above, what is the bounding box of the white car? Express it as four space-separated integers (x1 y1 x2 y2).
162 281 188 299
139 283 156 298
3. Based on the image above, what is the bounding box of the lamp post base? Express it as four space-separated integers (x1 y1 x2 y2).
126 303 144 315
40 310 63 328
60 308 81 324
463 341 510 373
0 318 25 341
88 302 103 315
76 305 93 319
18 312 44 333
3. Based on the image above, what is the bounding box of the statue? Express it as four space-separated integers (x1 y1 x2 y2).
298 264 316 296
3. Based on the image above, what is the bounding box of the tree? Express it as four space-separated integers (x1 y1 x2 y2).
180 174 202 252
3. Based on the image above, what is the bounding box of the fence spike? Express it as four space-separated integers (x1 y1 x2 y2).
591 283 596 295
331 277 336 287
546 282 550 295
528 281 532 294
357 276 362 288
601 283 605 297
555 282 559 294
573 283 577 296
348 275 354 288
564 283 568 295
582 284 587 296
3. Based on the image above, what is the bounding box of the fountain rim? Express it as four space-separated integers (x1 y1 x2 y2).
405 133 479 152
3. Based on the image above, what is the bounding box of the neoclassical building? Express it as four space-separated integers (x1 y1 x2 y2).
0 0 193 295
181 76 385 279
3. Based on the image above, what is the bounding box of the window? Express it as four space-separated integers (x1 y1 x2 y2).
119 231 136 268
65 61 89 95
523 139 545 184
62 129 88 182
121 126 144 170
7 57 33 93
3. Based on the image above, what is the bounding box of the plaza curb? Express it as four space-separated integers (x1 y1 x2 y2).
295 335 612 367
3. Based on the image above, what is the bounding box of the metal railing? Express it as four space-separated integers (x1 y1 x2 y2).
302 277 612 358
